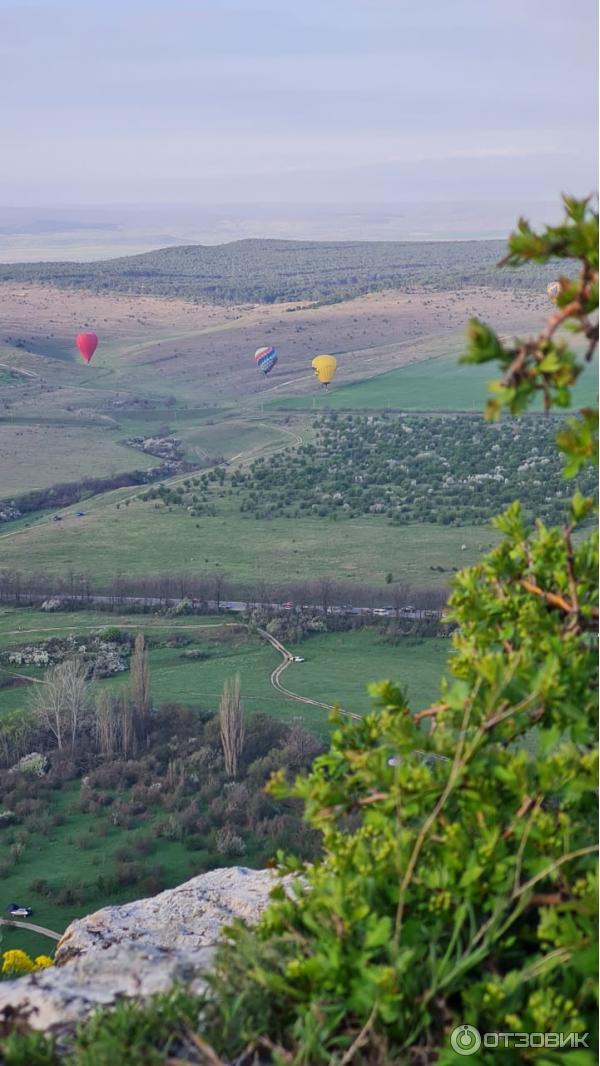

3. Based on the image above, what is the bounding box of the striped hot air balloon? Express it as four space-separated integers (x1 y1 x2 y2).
254 346 278 375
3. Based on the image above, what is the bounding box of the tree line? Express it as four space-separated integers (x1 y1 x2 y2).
0 567 447 614
0 465 196 524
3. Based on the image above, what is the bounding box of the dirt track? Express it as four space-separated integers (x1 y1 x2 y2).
256 626 360 721
0 917 61 942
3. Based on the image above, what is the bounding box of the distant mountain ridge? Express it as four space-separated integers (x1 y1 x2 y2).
0 237 556 305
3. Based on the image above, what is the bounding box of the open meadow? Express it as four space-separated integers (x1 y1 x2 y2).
269 345 598 412
0 496 499 588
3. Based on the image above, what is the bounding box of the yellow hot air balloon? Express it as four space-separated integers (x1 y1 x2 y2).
312 354 337 387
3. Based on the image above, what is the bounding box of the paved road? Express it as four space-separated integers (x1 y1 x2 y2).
0 590 440 621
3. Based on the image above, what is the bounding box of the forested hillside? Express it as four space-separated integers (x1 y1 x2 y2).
0 238 558 304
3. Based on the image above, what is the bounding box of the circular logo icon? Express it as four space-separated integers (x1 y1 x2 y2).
450 1024 482 1056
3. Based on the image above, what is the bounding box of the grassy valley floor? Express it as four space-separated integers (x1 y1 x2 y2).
0 496 498 588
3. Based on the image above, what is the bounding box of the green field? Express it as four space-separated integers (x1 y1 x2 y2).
0 609 450 733
0 422 156 496
176 417 306 463
0 608 226 646
268 348 599 412
0 493 498 588
278 631 449 714
106 630 449 727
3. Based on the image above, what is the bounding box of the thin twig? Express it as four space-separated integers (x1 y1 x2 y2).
255 1035 295 1062
340 1003 379 1065
541 299 583 341
520 579 575 614
513 796 543 894
511 844 599 904
183 1030 228 1066
413 703 448 723
563 526 581 630
467 843 599 959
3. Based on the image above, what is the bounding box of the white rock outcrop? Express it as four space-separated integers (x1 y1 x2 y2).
0 867 277 1032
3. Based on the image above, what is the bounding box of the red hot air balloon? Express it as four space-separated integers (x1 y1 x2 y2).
75 332 99 364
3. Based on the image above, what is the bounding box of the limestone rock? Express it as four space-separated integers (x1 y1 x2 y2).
0 867 277 1033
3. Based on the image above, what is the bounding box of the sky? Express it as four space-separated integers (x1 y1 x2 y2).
0 0 597 206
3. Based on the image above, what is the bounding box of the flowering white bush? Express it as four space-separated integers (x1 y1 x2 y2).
10 752 49 777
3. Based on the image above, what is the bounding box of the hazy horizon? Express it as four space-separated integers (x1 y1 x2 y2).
0 198 572 263
2 0 597 209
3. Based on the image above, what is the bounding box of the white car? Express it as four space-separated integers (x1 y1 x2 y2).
291 656 305 663
6 904 32 918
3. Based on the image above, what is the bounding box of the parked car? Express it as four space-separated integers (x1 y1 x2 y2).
6 903 32 918
291 656 305 663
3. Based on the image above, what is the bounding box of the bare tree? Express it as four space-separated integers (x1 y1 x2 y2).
389 582 412 619
211 570 227 611
29 659 90 751
219 674 245 778
120 691 136 759
315 577 335 615
95 690 118 757
131 634 151 746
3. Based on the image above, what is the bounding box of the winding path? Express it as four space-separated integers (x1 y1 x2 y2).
256 626 448 764
0 918 61 942
256 626 360 721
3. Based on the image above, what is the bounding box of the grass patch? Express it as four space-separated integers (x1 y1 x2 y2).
286 631 449 714
0 424 155 497
0 494 498 589
267 347 599 412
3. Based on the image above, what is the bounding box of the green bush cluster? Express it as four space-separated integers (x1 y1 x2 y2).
233 412 594 526
0 709 324 916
